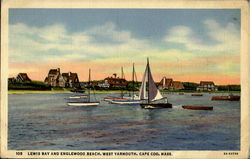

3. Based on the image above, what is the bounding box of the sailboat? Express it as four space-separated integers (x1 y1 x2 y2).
103 67 127 102
122 63 140 100
67 69 100 106
140 58 172 109
110 63 142 104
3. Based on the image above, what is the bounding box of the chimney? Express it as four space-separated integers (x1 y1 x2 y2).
68 72 71 76
57 68 60 74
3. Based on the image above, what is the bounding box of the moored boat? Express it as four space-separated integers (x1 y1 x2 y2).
123 94 141 100
182 105 213 110
109 63 143 105
141 103 172 109
103 97 128 101
69 95 88 99
139 58 172 109
110 100 142 104
68 101 100 106
191 93 203 96
211 95 240 101
67 69 99 106
70 89 85 93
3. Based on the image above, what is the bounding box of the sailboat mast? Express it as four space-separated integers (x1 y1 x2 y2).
88 68 91 102
147 58 150 104
132 63 135 100
121 67 124 98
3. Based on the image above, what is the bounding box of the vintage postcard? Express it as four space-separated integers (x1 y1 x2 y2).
1 0 249 158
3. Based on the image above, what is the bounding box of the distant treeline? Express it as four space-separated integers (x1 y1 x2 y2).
182 82 240 91
8 80 240 92
8 81 51 90
182 82 199 90
217 85 241 91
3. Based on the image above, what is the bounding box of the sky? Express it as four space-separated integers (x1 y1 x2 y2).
9 9 241 84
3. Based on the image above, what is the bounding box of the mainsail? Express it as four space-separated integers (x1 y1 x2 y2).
139 65 147 100
139 59 164 102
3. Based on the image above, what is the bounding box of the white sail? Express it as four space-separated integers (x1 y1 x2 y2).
152 89 165 102
139 66 147 100
147 62 164 101
139 59 164 102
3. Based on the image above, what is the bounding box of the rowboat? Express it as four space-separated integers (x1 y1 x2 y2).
182 105 213 110
104 97 128 101
211 95 240 101
191 93 203 96
140 103 172 109
70 89 85 93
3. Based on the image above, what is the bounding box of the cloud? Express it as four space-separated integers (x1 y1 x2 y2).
9 22 149 63
8 20 240 84
164 19 240 53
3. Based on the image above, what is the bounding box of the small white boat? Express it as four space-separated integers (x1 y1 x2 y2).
69 95 88 99
123 94 140 100
110 100 142 104
67 101 100 106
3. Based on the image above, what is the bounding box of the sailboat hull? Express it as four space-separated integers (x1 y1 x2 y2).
140 103 172 109
67 102 100 106
110 100 142 104
104 98 128 101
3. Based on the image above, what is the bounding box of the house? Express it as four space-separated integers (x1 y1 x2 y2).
104 73 128 88
158 76 184 90
8 77 16 84
158 77 173 90
45 68 80 88
44 68 60 87
196 81 217 91
16 73 32 82
60 72 80 88
170 81 184 90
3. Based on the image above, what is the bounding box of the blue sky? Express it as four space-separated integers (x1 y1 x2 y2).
9 9 240 40
9 9 241 84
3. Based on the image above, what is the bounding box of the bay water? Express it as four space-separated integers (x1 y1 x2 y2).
8 92 240 150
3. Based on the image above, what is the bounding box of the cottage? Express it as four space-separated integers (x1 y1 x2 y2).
104 74 127 88
16 73 32 82
60 72 80 88
44 68 60 87
196 81 217 91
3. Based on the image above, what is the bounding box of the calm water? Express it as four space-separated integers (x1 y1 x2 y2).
8 92 240 150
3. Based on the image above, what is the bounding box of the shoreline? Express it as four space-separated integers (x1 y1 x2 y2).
8 90 241 94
